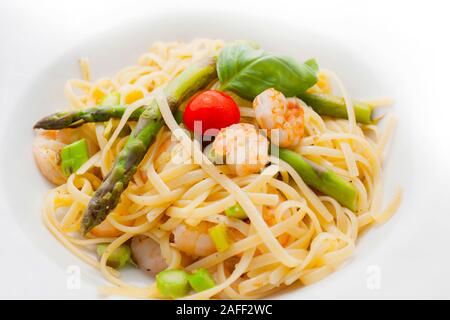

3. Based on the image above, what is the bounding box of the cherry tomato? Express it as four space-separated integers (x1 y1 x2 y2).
183 90 240 135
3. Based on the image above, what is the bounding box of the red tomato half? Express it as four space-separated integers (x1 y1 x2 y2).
183 90 240 135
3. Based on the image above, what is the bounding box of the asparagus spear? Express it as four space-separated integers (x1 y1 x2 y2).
34 105 145 130
298 92 373 124
34 91 374 130
81 57 217 234
275 148 358 211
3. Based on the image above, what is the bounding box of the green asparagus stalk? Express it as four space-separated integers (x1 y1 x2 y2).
275 148 358 211
34 105 145 130
34 90 374 130
298 92 373 124
81 57 217 234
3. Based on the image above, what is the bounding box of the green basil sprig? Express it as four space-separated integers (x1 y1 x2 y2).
217 42 319 100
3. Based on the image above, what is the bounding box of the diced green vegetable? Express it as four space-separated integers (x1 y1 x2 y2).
156 269 190 299
225 204 247 219
188 268 216 292
96 243 132 269
208 223 231 252
60 139 89 176
100 92 121 106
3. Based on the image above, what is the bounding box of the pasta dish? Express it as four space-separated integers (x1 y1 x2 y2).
32 39 401 299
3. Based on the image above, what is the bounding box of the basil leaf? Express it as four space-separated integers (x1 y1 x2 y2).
218 42 318 100
304 58 319 73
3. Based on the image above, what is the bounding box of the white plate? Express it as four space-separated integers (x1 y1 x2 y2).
1 3 449 299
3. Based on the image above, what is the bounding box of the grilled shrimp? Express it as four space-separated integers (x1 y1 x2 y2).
33 129 98 185
253 88 304 148
131 235 168 276
211 123 269 177
173 222 216 257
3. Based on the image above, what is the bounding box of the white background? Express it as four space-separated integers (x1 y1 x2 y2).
0 0 449 299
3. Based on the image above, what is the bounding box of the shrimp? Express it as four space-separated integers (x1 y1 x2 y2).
253 88 304 148
172 222 216 257
33 129 98 185
154 138 191 172
90 219 123 237
90 197 134 237
131 235 168 276
211 123 269 177
33 130 67 185
173 222 245 258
